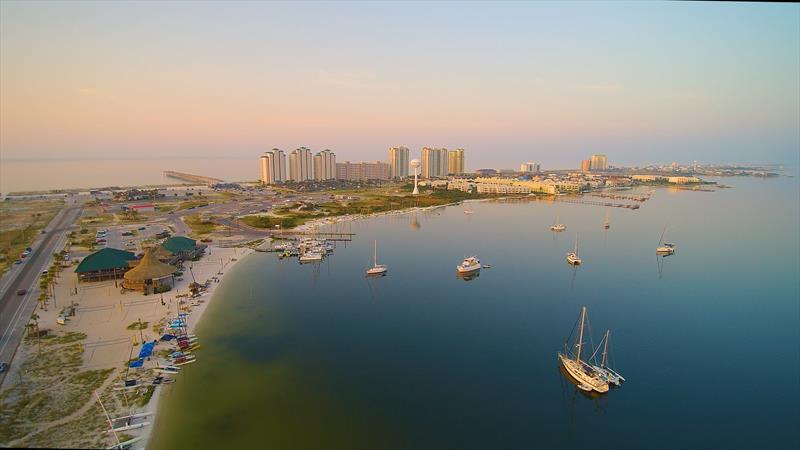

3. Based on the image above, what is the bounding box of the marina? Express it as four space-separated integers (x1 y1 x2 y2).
150 177 800 450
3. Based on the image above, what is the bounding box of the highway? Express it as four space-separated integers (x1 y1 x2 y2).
0 205 82 387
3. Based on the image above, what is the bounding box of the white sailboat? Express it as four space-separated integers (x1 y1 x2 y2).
557 306 609 393
591 330 625 386
366 240 388 275
656 225 675 255
566 234 582 265
550 216 566 232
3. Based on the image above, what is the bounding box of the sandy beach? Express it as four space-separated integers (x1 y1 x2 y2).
0 244 253 449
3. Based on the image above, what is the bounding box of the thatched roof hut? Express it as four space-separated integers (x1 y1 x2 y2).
122 249 176 293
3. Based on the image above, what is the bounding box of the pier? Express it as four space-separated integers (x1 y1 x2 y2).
277 231 355 242
545 196 641 209
163 171 224 185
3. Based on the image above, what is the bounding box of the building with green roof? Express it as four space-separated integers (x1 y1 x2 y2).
156 236 206 263
75 247 138 282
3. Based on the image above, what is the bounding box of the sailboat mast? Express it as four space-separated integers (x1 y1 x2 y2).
576 306 586 363
574 234 578 253
373 240 377 266
601 330 609 368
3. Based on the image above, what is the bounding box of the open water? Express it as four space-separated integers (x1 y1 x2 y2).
150 176 799 450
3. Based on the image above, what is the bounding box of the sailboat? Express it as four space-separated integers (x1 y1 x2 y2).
591 330 625 386
656 225 676 255
566 234 582 265
557 306 609 393
603 213 610 229
365 240 388 275
550 216 566 232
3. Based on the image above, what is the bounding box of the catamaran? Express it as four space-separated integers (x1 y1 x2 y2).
557 306 609 393
566 234 582 265
591 329 625 386
656 225 676 255
550 216 566 232
366 240 388 275
457 256 481 274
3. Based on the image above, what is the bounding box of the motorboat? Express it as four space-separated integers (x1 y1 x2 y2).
299 252 323 263
550 215 566 232
457 256 481 273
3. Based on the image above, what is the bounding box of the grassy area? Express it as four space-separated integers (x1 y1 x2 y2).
0 199 63 275
241 189 491 229
126 321 149 330
177 200 210 211
184 214 218 236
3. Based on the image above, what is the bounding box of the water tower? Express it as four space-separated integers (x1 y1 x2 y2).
410 159 420 195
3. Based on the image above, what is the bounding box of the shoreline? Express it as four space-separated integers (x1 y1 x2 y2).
139 246 253 450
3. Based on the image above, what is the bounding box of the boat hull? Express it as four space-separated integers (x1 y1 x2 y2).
558 353 609 393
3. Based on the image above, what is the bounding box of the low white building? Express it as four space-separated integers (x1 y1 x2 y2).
668 176 701 184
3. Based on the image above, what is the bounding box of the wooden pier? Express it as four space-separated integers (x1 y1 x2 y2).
545 196 641 209
163 171 224 185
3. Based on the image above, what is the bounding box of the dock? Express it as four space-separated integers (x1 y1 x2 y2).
545 196 641 209
163 171 224 185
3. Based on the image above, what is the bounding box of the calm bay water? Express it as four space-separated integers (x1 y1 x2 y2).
151 176 799 450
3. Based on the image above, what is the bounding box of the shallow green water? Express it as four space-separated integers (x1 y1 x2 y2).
150 176 799 450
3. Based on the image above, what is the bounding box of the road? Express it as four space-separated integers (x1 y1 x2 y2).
0 205 82 387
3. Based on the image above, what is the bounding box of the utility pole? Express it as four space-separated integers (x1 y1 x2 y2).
138 317 144 344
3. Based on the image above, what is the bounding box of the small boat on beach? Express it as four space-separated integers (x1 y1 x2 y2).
366 240 388 276
457 256 481 274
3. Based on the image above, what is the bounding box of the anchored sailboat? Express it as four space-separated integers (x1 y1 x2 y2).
566 234 582 265
603 213 610 229
557 306 609 393
591 330 625 386
366 240 388 275
656 224 676 255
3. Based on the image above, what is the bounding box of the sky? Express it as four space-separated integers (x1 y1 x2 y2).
1 1 798 170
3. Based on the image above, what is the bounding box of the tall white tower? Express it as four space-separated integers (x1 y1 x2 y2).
410 159 420 195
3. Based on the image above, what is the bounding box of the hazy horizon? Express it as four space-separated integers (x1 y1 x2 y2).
1 1 799 170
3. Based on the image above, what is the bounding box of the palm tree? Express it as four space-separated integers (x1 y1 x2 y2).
29 313 41 355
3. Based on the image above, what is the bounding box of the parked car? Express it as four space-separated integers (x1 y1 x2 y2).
16 289 26 296
138 227 146 230
201 238 213 243
42 270 48 275
14 259 22 265
0 362 8 373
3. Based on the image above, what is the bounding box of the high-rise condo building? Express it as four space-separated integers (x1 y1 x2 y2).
590 154 607 171
520 162 540 173
289 147 313 182
388 146 410 178
313 149 337 180
448 149 465 175
336 161 391 181
581 159 592 172
421 147 449 178
259 148 287 184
